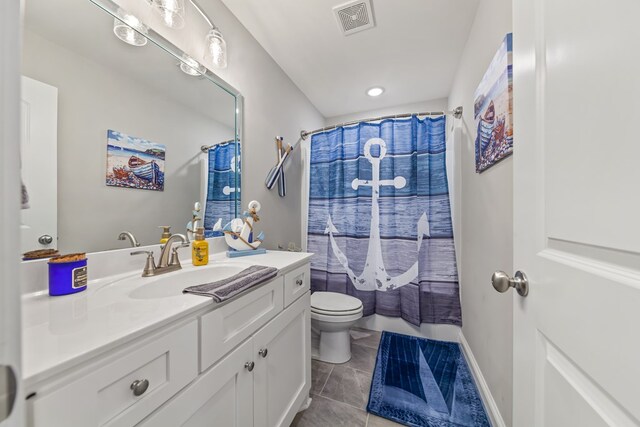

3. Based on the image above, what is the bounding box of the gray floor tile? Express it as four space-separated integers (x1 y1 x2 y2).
291 395 367 427
341 343 378 373
311 360 333 395
350 328 382 349
367 413 405 427
320 365 372 409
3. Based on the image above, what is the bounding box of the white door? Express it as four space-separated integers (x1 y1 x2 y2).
138 339 254 427
253 293 310 427
1 0 23 425
20 76 58 254
512 0 640 425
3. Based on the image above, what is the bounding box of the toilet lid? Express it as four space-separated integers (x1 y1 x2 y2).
311 292 363 313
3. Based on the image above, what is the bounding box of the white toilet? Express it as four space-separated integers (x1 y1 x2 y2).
310 292 364 363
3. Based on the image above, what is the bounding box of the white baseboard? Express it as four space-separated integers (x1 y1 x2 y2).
458 332 506 427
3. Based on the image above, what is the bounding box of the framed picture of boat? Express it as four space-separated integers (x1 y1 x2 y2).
473 33 513 173
106 129 166 191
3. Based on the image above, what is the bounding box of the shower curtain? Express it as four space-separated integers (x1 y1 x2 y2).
204 141 240 237
307 116 461 326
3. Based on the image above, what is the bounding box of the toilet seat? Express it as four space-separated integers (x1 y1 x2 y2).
311 292 363 316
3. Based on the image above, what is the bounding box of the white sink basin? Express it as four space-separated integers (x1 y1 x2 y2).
128 263 248 300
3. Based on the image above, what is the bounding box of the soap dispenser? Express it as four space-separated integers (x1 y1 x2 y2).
159 226 172 244
192 227 209 266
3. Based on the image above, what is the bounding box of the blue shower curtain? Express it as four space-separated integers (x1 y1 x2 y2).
307 116 461 326
204 141 240 237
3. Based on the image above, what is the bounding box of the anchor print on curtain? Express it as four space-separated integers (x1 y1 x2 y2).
307 116 461 326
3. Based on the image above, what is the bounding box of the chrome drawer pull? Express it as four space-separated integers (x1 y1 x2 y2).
130 379 149 397
296 279 303 286
259 348 268 358
245 361 255 372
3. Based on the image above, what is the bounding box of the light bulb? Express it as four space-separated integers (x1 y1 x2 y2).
367 87 384 97
204 28 227 69
113 15 148 47
153 0 185 29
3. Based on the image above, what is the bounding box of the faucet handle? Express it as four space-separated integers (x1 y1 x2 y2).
169 243 190 267
130 251 157 277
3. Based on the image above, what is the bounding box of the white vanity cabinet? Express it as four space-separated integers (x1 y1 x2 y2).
141 293 310 427
25 259 311 427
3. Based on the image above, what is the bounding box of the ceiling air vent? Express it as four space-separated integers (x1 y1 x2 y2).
333 0 375 36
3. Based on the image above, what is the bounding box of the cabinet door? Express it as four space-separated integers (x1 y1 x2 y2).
139 339 254 427
253 292 310 427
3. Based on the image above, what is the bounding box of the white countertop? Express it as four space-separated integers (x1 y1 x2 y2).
21 250 312 388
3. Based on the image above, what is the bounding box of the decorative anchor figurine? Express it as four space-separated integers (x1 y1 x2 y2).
326 138 430 291
213 200 266 257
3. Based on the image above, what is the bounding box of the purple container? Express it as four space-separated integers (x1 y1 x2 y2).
48 259 88 296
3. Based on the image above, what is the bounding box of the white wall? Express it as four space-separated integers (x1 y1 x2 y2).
447 0 513 424
114 0 325 250
22 30 234 253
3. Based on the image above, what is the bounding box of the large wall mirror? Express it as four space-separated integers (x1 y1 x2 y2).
21 0 241 255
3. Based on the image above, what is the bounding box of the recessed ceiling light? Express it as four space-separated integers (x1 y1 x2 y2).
367 87 384 97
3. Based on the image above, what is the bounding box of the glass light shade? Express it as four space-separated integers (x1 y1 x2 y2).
153 0 185 29
203 28 227 69
113 15 148 47
179 55 206 76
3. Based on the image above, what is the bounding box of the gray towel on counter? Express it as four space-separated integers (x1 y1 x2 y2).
183 265 278 302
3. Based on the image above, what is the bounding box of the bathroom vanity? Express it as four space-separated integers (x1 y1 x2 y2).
21 249 312 427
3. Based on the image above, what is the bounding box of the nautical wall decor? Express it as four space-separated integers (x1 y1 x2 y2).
106 130 165 191
473 33 513 173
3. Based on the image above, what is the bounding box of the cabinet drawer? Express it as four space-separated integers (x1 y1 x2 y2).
200 276 284 372
30 321 198 427
283 264 309 308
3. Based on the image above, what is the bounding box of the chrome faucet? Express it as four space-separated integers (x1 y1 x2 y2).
131 233 188 277
118 231 140 247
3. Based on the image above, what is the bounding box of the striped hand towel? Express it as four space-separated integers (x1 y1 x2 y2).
183 265 278 302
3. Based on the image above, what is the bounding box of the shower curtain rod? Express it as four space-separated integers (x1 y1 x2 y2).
300 106 463 140
200 138 240 152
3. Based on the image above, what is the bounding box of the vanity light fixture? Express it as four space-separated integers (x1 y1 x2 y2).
153 0 186 29
203 27 227 69
367 87 384 97
113 12 148 47
179 55 206 76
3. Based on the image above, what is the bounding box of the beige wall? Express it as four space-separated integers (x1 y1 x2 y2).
113 0 326 250
447 0 514 424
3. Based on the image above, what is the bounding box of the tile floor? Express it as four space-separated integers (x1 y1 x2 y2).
291 328 403 427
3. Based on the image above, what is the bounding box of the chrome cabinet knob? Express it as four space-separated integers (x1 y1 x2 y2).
130 379 149 396
38 234 53 245
492 270 529 297
296 279 303 286
258 348 268 358
245 361 255 372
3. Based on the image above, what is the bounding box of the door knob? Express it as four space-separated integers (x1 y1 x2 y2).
0 365 17 422
38 234 53 245
492 270 529 297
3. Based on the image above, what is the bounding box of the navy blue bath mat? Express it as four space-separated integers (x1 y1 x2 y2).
367 332 490 427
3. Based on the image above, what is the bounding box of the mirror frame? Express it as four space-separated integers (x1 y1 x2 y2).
90 0 243 218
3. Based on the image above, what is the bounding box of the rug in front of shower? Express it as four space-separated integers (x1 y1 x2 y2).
367 332 490 427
